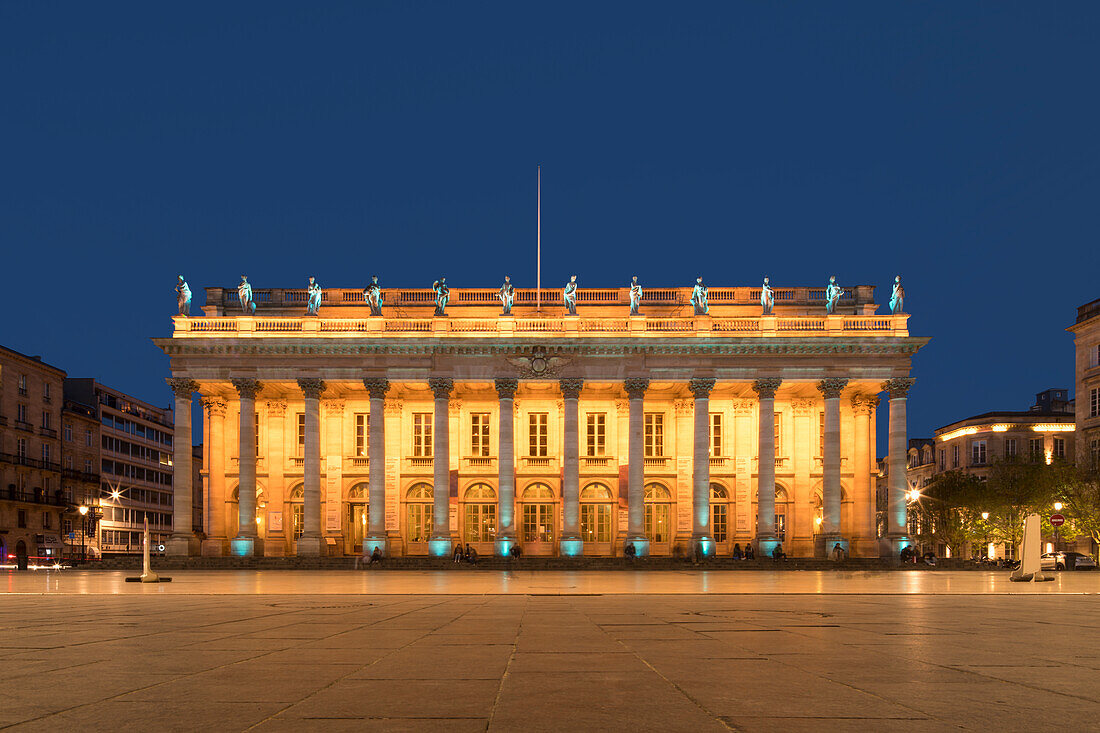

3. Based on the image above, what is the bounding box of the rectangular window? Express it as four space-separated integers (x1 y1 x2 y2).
17 404 26 423
581 503 612 542
710 413 722 457
1091 388 1100 419
84 458 93 473
1091 439 1100 468
43 382 51 401
1053 437 1066 460
86 430 93 447
1093 344 1100 368
354 413 368 456
42 411 50 429
774 413 782 455
1004 438 1017 459
818 412 825 456
18 509 26 528
42 444 51 463
971 440 987 466
296 414 305 456
43 512 51 529
18 374 27 396
939 449 945 470
470 413 490 457
644 413 664 457
529 413 548 457
413 413 432 457
254 413 261 458
1029 438 1044 461
952 444 959 468
64 423 73 441
586 413 606 456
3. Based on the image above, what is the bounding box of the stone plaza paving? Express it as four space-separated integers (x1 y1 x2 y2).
2 570 1099 732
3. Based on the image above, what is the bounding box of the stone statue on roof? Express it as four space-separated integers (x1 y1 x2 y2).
364 275 383 316
690 277 709 315
305 277 322 316
760 277 774 315
890 275 905 314
176 275 191 317
499 276 515 315
563 275 578 315
629 276 643 316
825 276 842 315
433 277 449 316
238 275 256 315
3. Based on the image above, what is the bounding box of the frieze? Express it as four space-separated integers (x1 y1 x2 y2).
265 400 287 416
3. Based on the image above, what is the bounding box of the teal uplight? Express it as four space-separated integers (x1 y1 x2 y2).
494 538 514 557
428 538 453 557
229 538 254 557
695 537 715 557
559 539 583 557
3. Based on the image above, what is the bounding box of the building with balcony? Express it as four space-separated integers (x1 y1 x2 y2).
0 345 66 564
157 280 926 559
63 379 175 556
1070 298 1100 468
60 398 101 559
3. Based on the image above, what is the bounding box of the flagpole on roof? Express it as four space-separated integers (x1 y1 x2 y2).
536 165 541 313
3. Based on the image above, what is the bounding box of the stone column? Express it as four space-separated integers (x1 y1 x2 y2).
752 378 782 556
495 378 519 556
851 395 879 557
166 378 199 557
230 378 261 557
883 378 916 555
201 396 227 556
428 377 454 557
818 378 849 555
363 378 390 556
297 378 325 556
689 378 716 556
559 378 584 556
624 377 650 557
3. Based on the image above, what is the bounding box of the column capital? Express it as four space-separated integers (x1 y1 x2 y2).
882 377 916 399
624 377 649 399
495 378 520 399
751 377 782 399
816 378 849 399
363 378 390 399
297 378 326 399
231 378 262 399
850 394 880 416
201 396 227 417
428 377 454 398
688 378 716 399
167 378 199 399
558 377 584 399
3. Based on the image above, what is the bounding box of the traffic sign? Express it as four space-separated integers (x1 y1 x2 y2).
1051 514 1065 527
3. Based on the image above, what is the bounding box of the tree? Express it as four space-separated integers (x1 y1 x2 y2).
975 459 1062 551
1058 465 1100 558
913 470 985 556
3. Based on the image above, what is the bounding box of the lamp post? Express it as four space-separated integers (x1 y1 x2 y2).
1053 502 1063 552
980 511 990 561
78 505 89 563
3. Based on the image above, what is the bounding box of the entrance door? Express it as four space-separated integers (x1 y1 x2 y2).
580 483 615 556
346 503 367 555
520 483 555 555
644 483 673 555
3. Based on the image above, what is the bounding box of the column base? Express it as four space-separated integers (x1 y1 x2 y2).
559 537 584 557
624 536 650 558
362 535 388 557
201 538 228 557
230 536 262 557
822 535 849 560
883 534 912 560
756 535 780 558
165 534 199 557
428 536 454 558
692 535 716 558
494 536 517 558
297 536 323 557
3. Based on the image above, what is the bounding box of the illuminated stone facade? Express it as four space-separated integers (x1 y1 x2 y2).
156 283 927 559
1069 298 1100 468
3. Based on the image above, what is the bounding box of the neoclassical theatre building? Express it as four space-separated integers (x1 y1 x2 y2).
156 281 927 559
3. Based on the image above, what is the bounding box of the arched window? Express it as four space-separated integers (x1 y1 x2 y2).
348 483 367 501
644 482 672 543
463 483 496 543
287 485 304 540
775 486 789 541
405 483 433 543
521 483 554 543
710 484 729 543
581 482 614 542
346 483 369 547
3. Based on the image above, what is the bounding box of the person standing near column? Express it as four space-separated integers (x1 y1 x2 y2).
752 378 782 557
166 378 198 557
363 378 390 557
230 378 261 557
817 378 849 555
624 378 650 557
428 377 454 557
882 378 916 557
689 378 716 557
297 378 325 556
559 378 584 556
494 378 519 556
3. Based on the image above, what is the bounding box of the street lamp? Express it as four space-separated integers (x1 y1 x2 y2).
1053 502 1063 551
78 505 89 562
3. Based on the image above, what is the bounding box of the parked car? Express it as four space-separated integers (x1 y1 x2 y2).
1040 552 1099 571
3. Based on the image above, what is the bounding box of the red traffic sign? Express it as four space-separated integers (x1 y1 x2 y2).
1051 514 1066 527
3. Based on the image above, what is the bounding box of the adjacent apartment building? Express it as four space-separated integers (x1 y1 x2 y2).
1069 297 1100 468
64 379 175 556
0 346 66 564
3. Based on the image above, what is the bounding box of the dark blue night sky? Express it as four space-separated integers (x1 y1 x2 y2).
2 2 1097 448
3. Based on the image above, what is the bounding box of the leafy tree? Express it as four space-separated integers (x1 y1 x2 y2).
1057 465 1100 558
912 470 985 556
975 459 1062 551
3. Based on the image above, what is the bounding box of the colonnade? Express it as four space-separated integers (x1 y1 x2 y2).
165 375 916 558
